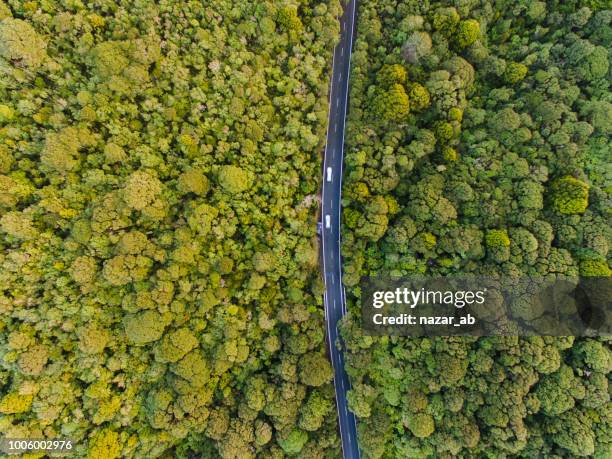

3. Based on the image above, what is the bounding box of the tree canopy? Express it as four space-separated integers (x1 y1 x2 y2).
341 0 611 457
0 0 342 457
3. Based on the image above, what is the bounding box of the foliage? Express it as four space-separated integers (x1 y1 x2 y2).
88 429 122 459
0 392 34 414
408 83 431 112
0 18 47 71
0 1 341 457
504 62 529 84
342 0 611 457
406 413 435 438
485 229 510 248
401 31 432 64
377 64 407 87
550 176 590 214
455 19 480 49
278 428 309 454
217 165 250 194
372 84 410 121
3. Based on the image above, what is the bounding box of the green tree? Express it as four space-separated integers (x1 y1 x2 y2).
278 429 308 455
504 62 528 84
123 311 167 345
178 169 209 196
409 83 431 111
123 170 163 211
402 31 432 64
373 84 410 121
455 19 480 48
550 176 589 214
406 413 435 438
377 64 407 87
88 429 122 459
0 18 47 70
299 353 333 387
218 165 249 194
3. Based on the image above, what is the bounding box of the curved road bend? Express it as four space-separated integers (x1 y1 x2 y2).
321 1 360 458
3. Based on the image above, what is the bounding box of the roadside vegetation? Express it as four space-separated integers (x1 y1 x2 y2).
0 0 342 457
341 0 611 457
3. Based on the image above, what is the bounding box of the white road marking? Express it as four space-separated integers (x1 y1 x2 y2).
338 72 342 82
334 123 337 132
336 97 340 108
341 47 344 57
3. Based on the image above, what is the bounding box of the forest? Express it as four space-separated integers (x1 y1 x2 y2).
0 0 343 457
1 0 611 457
341 0 611 457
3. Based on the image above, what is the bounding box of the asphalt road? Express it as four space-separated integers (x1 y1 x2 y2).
321 1 360 458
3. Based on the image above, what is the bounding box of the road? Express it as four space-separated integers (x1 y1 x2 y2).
320 1 360 458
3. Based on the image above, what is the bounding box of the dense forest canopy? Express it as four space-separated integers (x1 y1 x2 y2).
0 0 342 457
341 0 611 457
1 0 610 457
